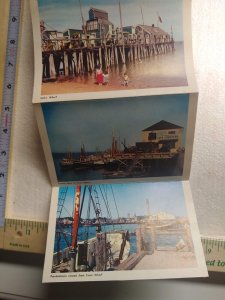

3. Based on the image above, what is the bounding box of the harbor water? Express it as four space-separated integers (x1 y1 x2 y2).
54 223 183 255
53 151 184 182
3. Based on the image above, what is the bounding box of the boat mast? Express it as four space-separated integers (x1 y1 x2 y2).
88 186 102 233
70 185 81 272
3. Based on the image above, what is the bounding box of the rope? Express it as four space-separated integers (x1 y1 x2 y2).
99 185 112 219
110 184 123 230
99 185 115 230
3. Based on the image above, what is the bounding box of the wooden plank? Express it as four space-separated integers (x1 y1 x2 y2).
117 251 146 270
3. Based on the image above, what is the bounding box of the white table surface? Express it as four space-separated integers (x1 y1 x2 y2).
1 250 225 300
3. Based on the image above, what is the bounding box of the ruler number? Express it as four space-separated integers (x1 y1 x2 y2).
0 0 21 228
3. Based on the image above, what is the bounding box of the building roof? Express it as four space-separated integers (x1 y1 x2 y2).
142 120 183 131
136 24 169 36
90 7 108 15
87 18 113 26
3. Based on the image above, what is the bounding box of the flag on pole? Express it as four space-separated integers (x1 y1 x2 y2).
157 12 162 23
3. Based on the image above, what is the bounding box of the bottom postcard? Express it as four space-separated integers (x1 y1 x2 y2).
43 181 208 282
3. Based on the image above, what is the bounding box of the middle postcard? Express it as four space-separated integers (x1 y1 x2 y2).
35 93 197 185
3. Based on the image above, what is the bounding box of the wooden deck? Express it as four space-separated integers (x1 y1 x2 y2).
133 251 197 270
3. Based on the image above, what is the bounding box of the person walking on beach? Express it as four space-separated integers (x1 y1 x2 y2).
123 72 129 86
96 65 104 85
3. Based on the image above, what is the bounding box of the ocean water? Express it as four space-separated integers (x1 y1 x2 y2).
54 224 183 254
53 151 184 182
100 42 188 89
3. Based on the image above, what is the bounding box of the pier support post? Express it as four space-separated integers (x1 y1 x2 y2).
184 223 194 252
150 228 156 252
69 248 76 272
136 227 142 253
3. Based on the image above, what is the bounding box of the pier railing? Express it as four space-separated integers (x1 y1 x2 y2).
136 220 194 254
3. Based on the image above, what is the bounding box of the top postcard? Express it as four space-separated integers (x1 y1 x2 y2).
31 0 197 103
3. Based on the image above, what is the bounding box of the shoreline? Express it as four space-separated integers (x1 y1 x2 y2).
41 43 187 95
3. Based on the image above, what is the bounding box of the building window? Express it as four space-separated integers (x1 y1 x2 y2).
89 10 94 20
148 132 156 140
87 20 98 31
168 131 176 134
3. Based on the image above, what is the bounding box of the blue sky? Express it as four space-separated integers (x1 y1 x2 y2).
38 0 184 41
59 181 187 219
42 94 189 153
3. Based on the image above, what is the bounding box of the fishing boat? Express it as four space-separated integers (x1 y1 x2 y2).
60 152 76 169
59 121 184 178
52 185 131 273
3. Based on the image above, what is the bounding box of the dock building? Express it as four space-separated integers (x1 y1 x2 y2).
40 7 175 80
135 24 173 45
86 7 114 44
136 120 183 153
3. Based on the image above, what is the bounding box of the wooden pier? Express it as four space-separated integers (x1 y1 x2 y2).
42 39 175 80
133 251 197 270
52 219 193 272
136 220 194 253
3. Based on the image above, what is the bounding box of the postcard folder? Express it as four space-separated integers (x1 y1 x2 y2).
29 0 207 282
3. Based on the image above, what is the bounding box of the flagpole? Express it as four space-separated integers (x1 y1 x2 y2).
157 12 163 27
118 0 125 64
78 0 87 42
140 5 144 25
140 5 145 47
171 25 174 39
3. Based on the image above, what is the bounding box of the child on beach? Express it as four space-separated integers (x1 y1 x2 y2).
103 70 109 85
96 66 103 85
123 72 129 86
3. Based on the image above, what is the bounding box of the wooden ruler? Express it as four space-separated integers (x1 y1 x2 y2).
2 218 48 254
1 218 225 273
201 236 225 272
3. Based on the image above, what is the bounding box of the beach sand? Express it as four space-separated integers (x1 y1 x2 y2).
41 43 188 96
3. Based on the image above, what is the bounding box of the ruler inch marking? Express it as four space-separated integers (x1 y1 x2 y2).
0 0 21 227
3 218 48 253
